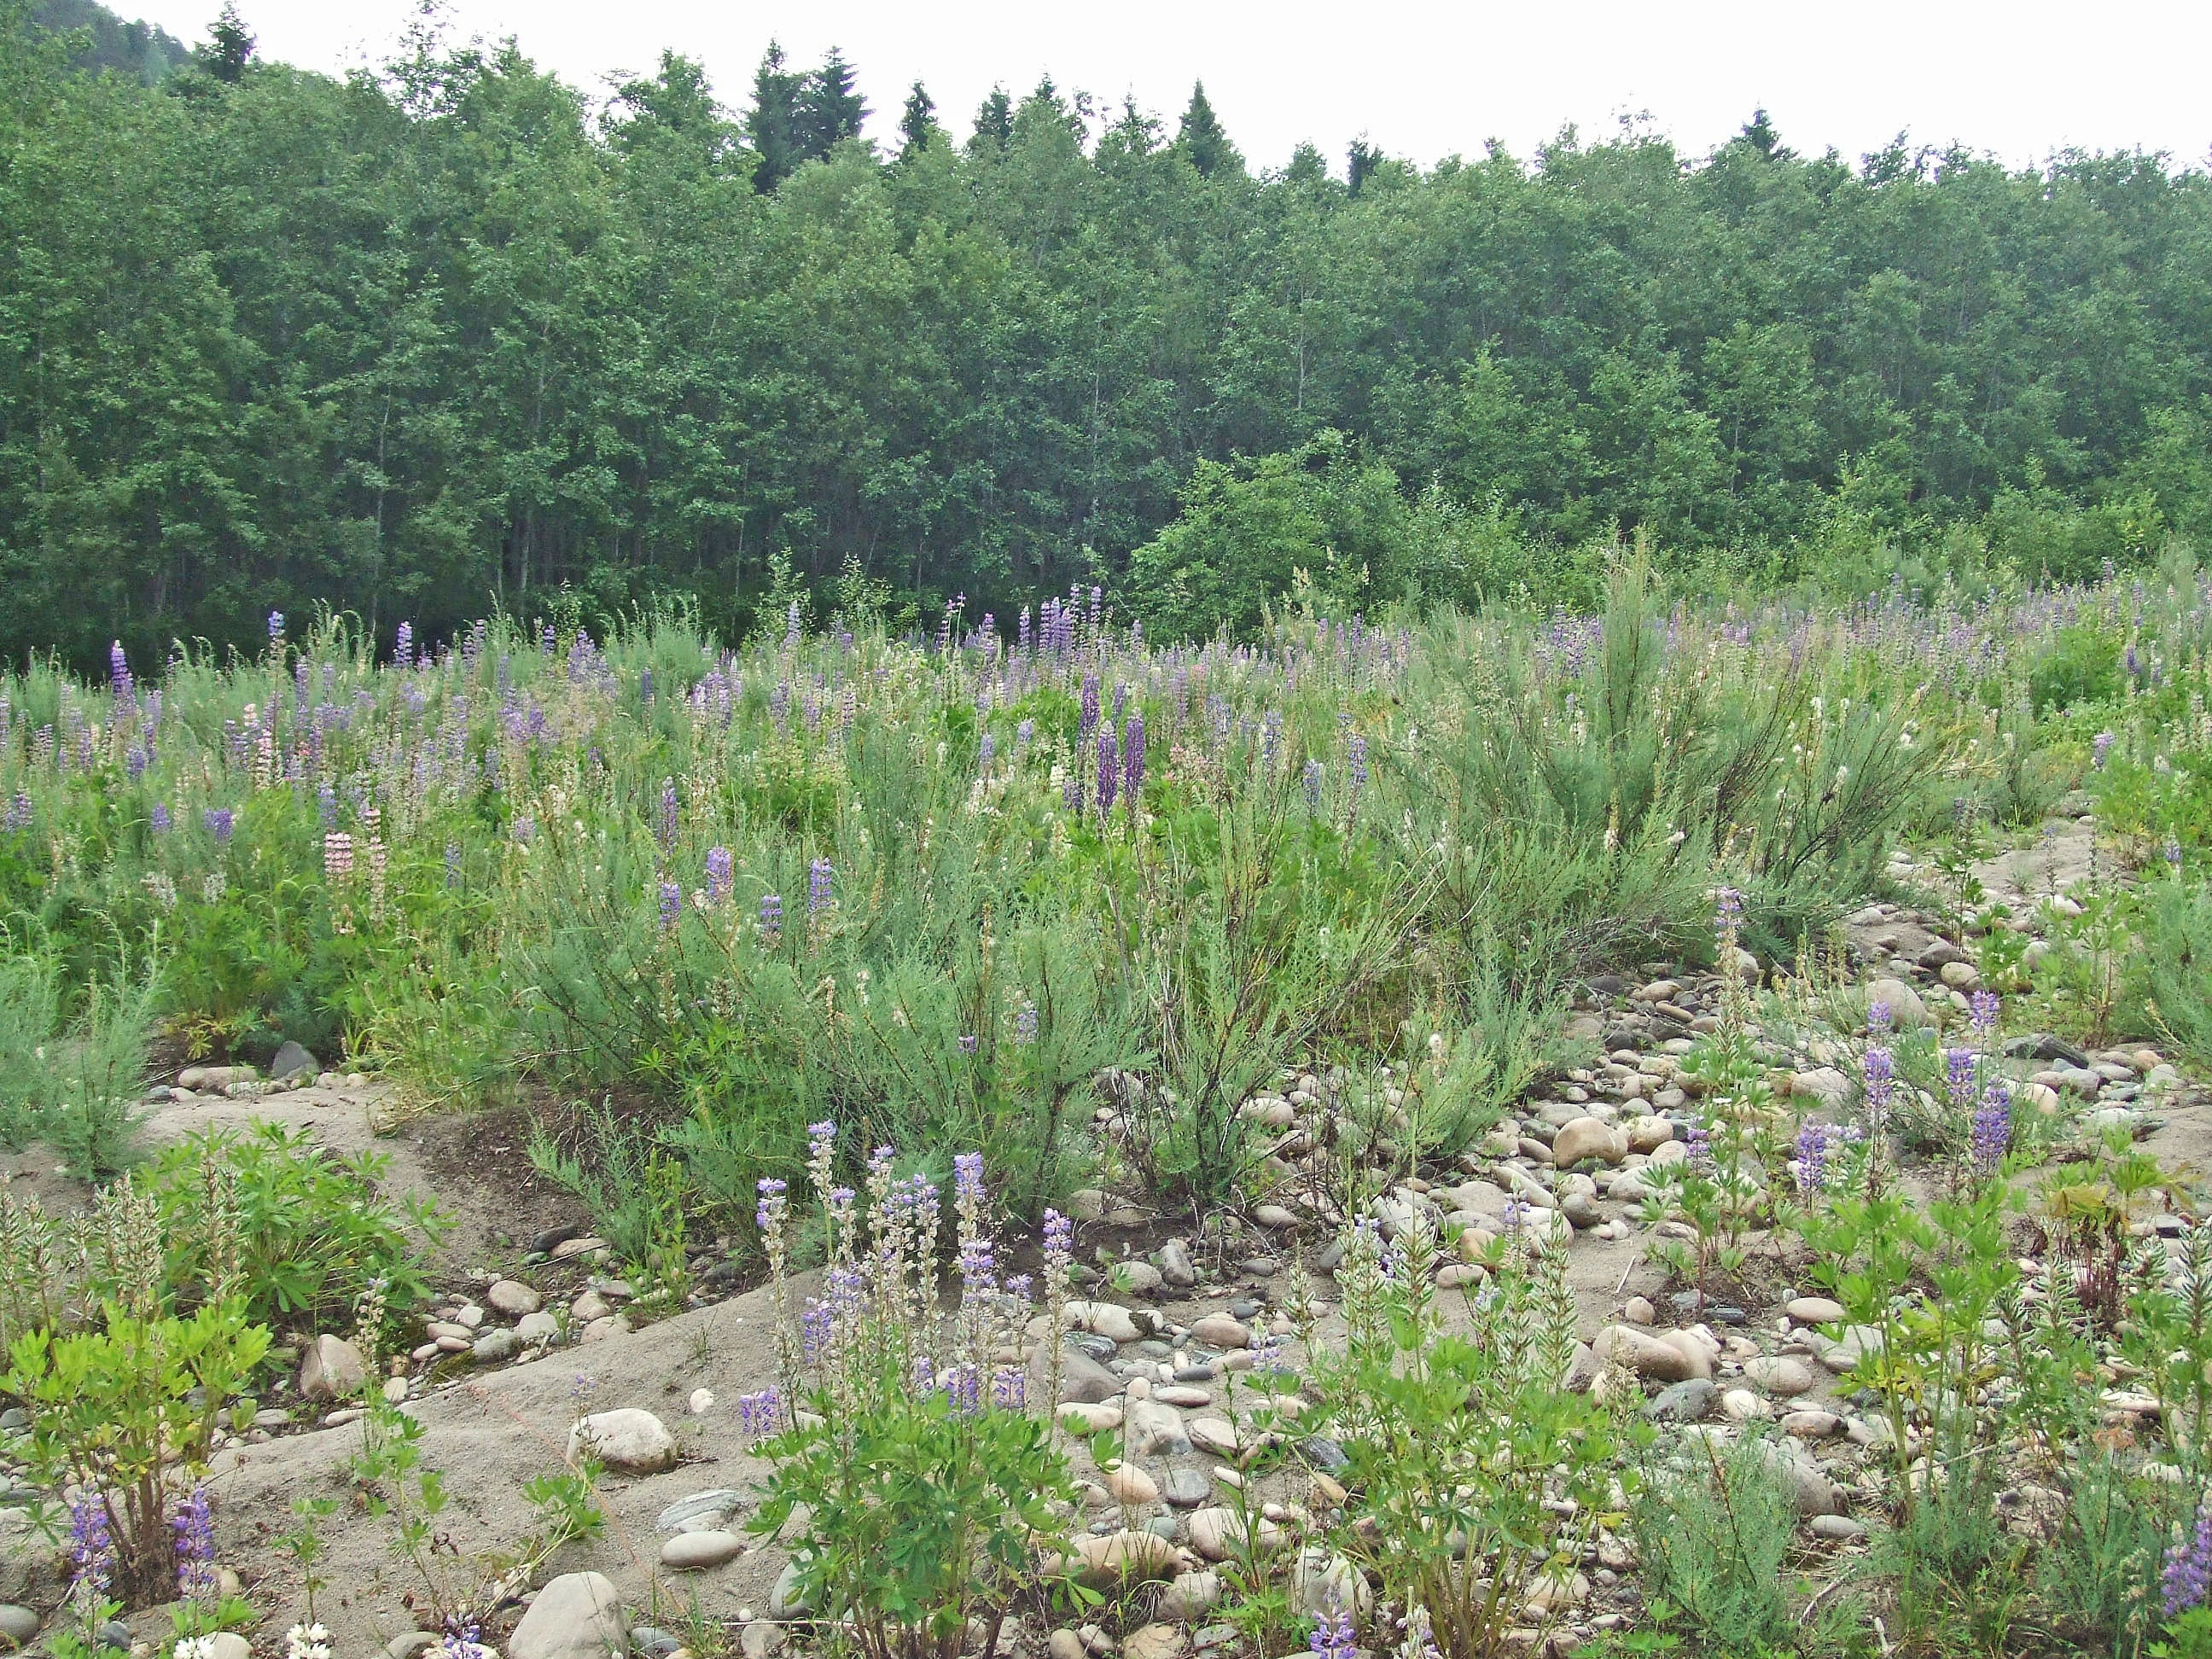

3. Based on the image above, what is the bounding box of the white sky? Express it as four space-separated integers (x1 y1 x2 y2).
125 0 2212 175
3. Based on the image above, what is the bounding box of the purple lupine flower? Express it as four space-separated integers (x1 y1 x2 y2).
1124 712 1145 800
1042 1208 1073 1259
1971 1079 2011 1175
756 1177 788 1237
445 841 462 889
657 778 678 849
514 815 534 845
954 1152 985 1206
172 1486 217 1600
439 1622 495 1659
395 620 415 667
1969 991 2000 1040
1863 1043 1895 1130
1014 1002 1039 1043
1303 758 1324 811
268 609 285 641
1309 1598 1357 1659
2168 839 2186 871
1079 674 1100 744
992 1366 1027 1410
705 846 734 905
2164 1499 2212 1615
1795 1121 1831 1192
958 1033 979 1055
760 892 783 937
1096 728 1119 816
1945 1046 1978 1116
1016 717 1034 754
1714 886 1744 935
204 806 234 844
1018 607 1032 652
109 641 132 700
2092 731 2115 771
736 1386 783 1441
657 881 682 934
67 1491 114 1598
941 1362 983 1417
151 801 171 835
318 780 337 830
807 859 834 916
1348 733 1369 792
1683 1120 1714 1176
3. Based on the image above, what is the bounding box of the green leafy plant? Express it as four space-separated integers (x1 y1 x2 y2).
741 1128 1075 1659
1297 1208 1633 1658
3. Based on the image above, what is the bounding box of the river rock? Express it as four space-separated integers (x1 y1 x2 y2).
660 1530 742 1570
1065 1301 1142 1344
1593 1324 1694 1382
1158 1570 1222 1619
488 1279 544 1317
570 1409 677 1474
1743 1356 1814 1396
1551 1118 1626 1167
509 1572 628 1659
300 1334 366 1402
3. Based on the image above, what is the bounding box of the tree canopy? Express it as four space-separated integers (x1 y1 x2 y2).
5 4 2212 664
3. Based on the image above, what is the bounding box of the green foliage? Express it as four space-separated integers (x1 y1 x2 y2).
1632 1431 1852 1657
0 929 158 1177
6 1297 269 1604
2126 875 2212 1066
750 1371 1072 1659
1307 1214 1630 1658
142 1124 441 1334
4 17 2211 662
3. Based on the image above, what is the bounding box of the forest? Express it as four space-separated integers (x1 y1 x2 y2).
5 2 2212 663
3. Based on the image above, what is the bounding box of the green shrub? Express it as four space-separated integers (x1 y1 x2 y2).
1632 1430 1853 1657
143 1124 441 1335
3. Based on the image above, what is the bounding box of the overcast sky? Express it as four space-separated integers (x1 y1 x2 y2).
126 0 2212 175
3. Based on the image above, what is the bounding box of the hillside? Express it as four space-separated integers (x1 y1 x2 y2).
26 0 188 82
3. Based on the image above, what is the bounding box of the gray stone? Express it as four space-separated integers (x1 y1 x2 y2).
509 1571 628 1659
1809 1514 1866 1540
300 1334 366 1402
1126 1399 1190 1457
270 1040 319 1082
515 1310 562 1344
1860 977 1930 1033
386 1634 439 1659
1743 1356 1814 1397
569 1408 677 1474
661 1529 743 1570
1158 1239 1197 1288
487 1279 544 1317
656 1488 747 1534
769 1560 812 1620
1046 1344 1123 1405
1644 1380 1715 1423
471 1328 519 1365
1158 1569 1222 1620
0 1606 38 1644
629 1631 683 1659
1551 1118 1627 1167
1163 1468 1213 1508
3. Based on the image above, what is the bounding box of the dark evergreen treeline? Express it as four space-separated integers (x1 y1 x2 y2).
5 2 2212 664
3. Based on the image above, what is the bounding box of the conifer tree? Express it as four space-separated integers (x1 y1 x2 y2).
797 46 866 160
969 84 1012 153
897 79 937 159
199 1 251 83
744 40 803 189
1174 80 1241 177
